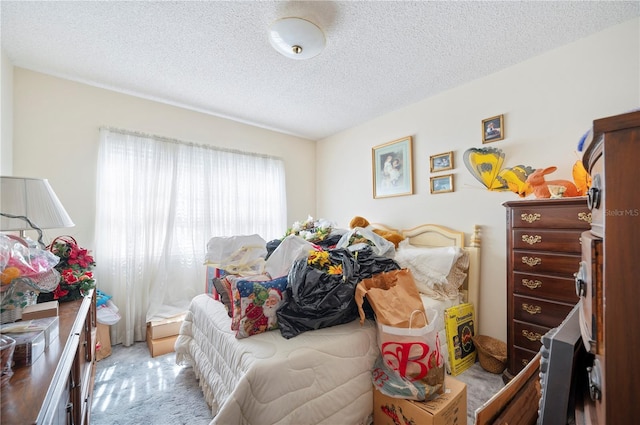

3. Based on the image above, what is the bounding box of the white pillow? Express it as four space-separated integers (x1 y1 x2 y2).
395 240 469 299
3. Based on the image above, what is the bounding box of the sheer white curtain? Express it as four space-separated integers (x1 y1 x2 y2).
95 128 287 346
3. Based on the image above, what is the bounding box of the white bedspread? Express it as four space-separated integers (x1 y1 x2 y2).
175 294 379 425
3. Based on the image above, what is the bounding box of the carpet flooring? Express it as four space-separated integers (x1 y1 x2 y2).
92 342 505 425
92 342 212 425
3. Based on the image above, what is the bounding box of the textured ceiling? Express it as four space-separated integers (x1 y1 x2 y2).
2 1 639 140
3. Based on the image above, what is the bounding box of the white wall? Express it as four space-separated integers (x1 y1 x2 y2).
9 18 639 343
11 69 316 251
316 18 640 341
1 48 13 174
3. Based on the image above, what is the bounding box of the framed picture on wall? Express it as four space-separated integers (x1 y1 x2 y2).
430 174 453 194
372 136 413 198
482 114 504 143
430 151 454 172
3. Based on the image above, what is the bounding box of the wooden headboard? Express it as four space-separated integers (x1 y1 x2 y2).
373 223 482 324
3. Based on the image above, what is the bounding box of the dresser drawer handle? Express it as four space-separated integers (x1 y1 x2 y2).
578 212 592 224
522 279 542 289
522 359 529 367
522 330 542 341
522 256 542 267
575 262 588 297
522 303 542 315
587 174 602 210
520 213 541 223
521 234 542 245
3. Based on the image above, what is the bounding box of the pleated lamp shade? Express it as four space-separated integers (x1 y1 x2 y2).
1 176 75 231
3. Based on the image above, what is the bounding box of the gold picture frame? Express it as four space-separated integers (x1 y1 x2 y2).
430 151 454 172
482 114 504 143
430 174 454 194
372 136 413 198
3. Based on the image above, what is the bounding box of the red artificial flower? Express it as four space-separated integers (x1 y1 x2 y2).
48 237 96 296
62 269 79 284
67 246 94 269
53 284 69 300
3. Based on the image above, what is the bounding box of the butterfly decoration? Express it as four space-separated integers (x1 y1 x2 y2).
463 147 536 197
572 158 591 195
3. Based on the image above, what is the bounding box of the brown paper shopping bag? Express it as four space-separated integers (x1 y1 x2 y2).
357 269 445 399
355 268 427 328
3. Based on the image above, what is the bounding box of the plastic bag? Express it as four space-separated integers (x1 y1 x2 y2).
1 335 16 385
349 247 401 322
351 246 400 279
335 227 395 258
314 230 346 249
1 234 59 283
372 356 429 400
1 277 40 320
96 289 112 307
264 235 316 279
1 235 60 321
97 300 121 325
374 309 445 401
265 239 282 259
277 248 359 339
204 234 267 275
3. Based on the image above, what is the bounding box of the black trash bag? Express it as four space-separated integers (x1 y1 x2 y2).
351 246 401 321
265 239 282 260
277 248 360 339
352 246 400 281
313 231 344 249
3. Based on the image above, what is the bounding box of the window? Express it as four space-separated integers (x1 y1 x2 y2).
95 128 286 345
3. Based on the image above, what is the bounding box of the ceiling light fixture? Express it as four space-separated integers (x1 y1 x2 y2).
269 17 325 60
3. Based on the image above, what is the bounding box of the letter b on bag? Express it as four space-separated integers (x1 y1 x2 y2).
381 341 434 381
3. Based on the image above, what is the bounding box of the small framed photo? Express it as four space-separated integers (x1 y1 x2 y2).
372 136 413 198
430 174 453 194
430 151 454 172
482 114 504 143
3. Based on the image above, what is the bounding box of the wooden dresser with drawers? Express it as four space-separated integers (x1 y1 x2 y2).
1 291 97 424
503 197 591 381
575 110 640 423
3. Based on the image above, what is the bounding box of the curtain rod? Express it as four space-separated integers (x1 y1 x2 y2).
100 126 283 161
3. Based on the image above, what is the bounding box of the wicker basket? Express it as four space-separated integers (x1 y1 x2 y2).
472 335 507 374
0 277 40 324
30 268 61 293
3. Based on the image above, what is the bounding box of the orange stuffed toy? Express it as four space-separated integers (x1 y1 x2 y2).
349 216 405 248
524 165 586 198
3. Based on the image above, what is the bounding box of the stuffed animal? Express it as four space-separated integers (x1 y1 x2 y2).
525 166 581 198
349 216 405 247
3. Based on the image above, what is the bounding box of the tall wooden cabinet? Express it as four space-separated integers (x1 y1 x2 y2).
575 111 640 423
503 198 591 381
1 290 97 424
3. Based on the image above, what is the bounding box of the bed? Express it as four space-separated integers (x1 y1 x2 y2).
175 223 481 425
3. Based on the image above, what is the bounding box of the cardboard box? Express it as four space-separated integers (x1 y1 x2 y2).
21 301 59 320
146 326 178 357
96 323 112 361
444 303 477 376
147 313 185 340
146 313 186 357
373 377 467 425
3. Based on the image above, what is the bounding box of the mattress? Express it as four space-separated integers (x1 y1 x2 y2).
175 294 380 425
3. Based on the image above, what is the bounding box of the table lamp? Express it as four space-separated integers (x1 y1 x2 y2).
0 176 75 247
